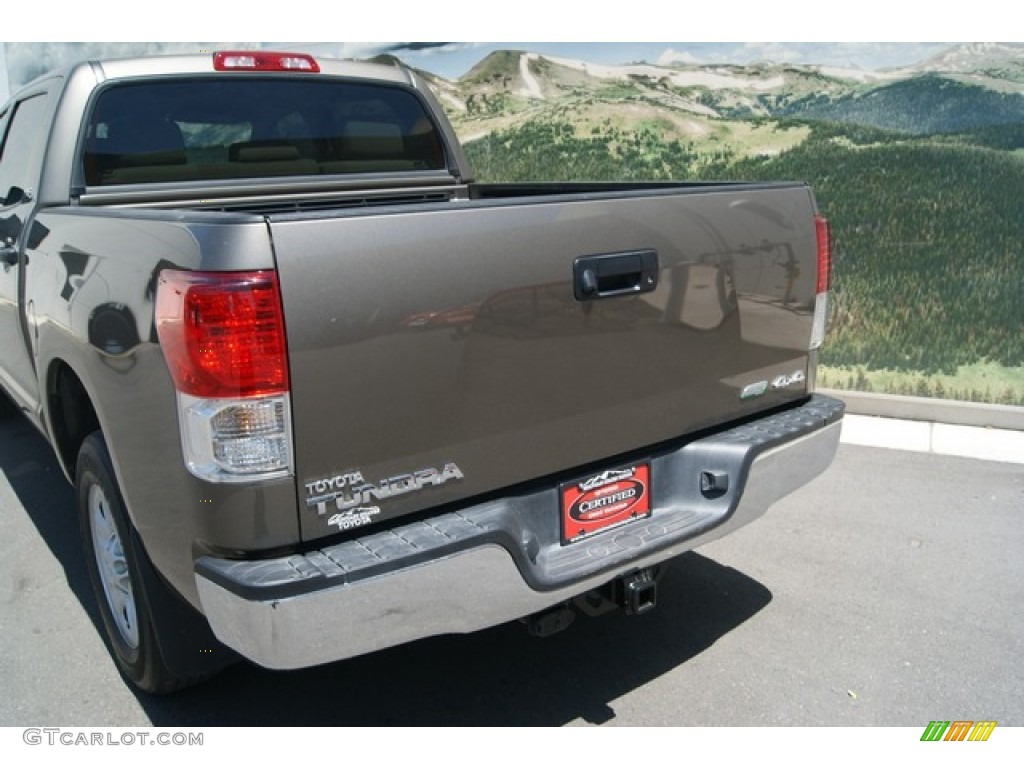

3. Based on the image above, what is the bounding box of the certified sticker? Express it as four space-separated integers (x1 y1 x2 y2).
560 464 651 544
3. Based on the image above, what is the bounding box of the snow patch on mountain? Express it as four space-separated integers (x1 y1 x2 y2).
440 92 467 111
544 55 786 92
669 71 785 91
817 66 901 83
519 53 544 99
917 42 1024 74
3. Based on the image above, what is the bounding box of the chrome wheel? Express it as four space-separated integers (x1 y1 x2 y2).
88 483 139 650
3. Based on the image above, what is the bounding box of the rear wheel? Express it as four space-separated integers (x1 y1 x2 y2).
77 432 208 693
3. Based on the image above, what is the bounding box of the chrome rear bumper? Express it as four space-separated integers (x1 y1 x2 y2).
196 395 843 669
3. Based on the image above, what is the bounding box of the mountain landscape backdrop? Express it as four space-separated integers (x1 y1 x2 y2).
391 43 1024 404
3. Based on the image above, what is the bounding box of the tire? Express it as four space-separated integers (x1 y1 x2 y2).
77 432 213 693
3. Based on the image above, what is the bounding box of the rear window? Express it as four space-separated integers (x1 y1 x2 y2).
82 78 448 186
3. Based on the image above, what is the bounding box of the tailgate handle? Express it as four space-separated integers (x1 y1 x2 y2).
573 250 659 301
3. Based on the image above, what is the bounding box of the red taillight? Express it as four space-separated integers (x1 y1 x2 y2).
156 270 289 398
815 214 831 294
213 51 320 73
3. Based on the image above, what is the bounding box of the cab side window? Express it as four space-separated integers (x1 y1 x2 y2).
0 94 51 205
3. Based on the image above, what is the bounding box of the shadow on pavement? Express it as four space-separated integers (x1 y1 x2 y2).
2 412 773 726
140 554 772 726
0 412 102 633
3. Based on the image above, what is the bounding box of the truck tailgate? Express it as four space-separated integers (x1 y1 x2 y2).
268 184 821 541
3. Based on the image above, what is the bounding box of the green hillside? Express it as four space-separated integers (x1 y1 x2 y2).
708 124 1024 376
791 75 1024 134
462 50 527 84
466 120 707 181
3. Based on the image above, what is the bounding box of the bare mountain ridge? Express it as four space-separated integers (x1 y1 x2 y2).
422 42 1024 96
913 42 1024 78
384 45 1024 138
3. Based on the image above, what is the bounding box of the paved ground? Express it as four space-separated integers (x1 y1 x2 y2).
1 411 1021 726
842 413 1024 464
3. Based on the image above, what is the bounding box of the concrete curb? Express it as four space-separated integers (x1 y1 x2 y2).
822 390 1024 465
820 389 1024 431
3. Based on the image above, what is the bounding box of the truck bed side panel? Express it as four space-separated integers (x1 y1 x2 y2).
24 208 302 607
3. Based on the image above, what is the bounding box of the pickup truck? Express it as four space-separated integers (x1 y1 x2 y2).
0 50 844 692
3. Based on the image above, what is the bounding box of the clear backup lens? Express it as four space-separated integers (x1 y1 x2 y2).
214 434 290 472
178 393 293 482
211 399 286 439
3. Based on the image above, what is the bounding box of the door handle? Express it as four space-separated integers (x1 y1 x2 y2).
573 250 659 301
0 244 18 267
